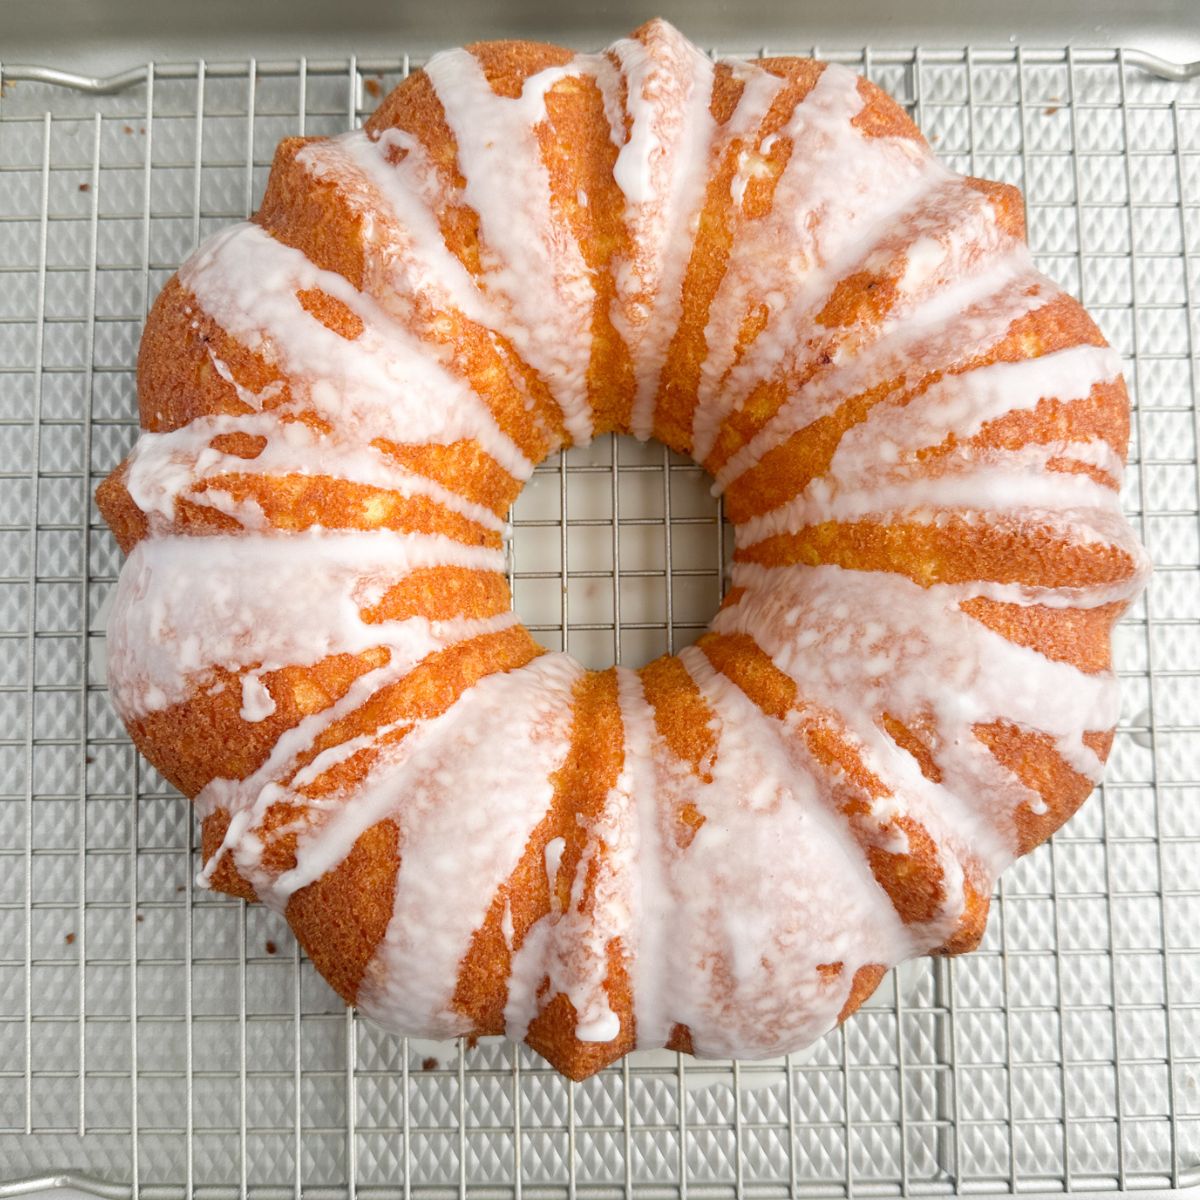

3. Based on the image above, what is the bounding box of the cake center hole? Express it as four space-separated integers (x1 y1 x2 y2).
507 433 732 671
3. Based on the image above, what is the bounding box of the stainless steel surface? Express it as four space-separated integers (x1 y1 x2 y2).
3 1 1199 77
0 41 1198 1199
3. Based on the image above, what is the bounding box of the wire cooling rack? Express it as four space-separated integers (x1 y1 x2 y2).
0 40 1198 1200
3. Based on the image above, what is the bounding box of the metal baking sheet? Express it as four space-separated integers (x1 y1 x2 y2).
0 40 1197 1199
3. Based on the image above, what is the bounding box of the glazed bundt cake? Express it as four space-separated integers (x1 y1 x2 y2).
98 19 1149 1079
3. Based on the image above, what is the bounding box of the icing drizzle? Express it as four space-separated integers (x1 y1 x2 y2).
104 19 1149 1071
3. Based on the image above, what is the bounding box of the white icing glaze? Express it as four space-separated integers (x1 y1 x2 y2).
617 660 917 1058
725 66 790 212
711 263 1054 492
122 410 506 535
180 221 532 482
297 129 490 331
422 49 597 445
104 20 1148 1070
690 62 955 463
821 343 1124 485
106 530 506 720
596 22 719 439
300 125 564 461
344 653 581 1038
716 562 1130 851
504 688 637 1044
239 674 277 723
737 467 1126 548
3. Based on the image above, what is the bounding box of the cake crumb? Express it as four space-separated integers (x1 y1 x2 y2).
123 125 133 134
364 77 382 98
421 1056 438 1071
265 940 277 955
78 182 90 193
65 932 75 945
1043 105 1061 116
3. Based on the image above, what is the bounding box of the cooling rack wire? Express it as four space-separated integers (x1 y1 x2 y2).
0 40 1198 1200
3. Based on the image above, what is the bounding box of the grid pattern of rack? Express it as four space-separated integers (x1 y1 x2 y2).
0 41 1198 1199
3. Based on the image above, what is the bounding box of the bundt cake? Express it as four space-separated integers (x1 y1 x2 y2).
97 19 1149 1079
